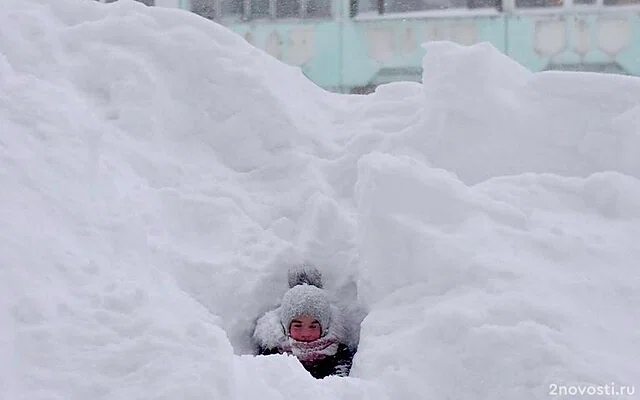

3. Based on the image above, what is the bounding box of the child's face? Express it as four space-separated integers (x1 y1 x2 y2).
289 315 322 342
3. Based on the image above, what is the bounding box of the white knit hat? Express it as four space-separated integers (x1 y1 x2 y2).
279 284 332 336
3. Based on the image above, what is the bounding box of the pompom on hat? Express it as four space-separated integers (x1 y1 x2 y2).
287 265 323 289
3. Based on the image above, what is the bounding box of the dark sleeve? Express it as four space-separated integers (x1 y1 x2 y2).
256 345 281 356
331 344 356 377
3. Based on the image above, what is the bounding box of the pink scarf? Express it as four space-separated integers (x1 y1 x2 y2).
280 336 339 363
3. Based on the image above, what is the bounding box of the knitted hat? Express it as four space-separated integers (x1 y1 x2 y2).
279 284 332 336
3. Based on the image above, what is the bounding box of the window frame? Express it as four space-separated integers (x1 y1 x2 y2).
192 0 333 21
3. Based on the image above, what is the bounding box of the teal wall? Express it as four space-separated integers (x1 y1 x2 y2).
231 22 343 88
507 12 640 75
340 16 507 88
189 3 640 92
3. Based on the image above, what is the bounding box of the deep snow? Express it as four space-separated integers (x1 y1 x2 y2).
1 0 639 399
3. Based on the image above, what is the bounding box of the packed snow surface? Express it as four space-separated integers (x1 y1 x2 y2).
1 0 639 399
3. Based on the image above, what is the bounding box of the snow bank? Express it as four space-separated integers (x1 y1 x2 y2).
1 0 639 399
354 156 639 398
350 42 639 399
395 41 640 184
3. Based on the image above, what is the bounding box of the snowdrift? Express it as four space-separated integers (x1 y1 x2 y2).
1 0 639 399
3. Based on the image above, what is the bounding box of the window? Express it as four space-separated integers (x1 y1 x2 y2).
604 0 640 4
191 0 217 19
250 0 271 18
100 0 155 3
240 0 332 19
467 0 499 7
359 0 497 13
276 0 300 17
306 0 331 17
221 0 244 17
515 0 561 7
355 0 377 12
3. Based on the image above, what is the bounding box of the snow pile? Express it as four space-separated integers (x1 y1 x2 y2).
1 0 639 399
